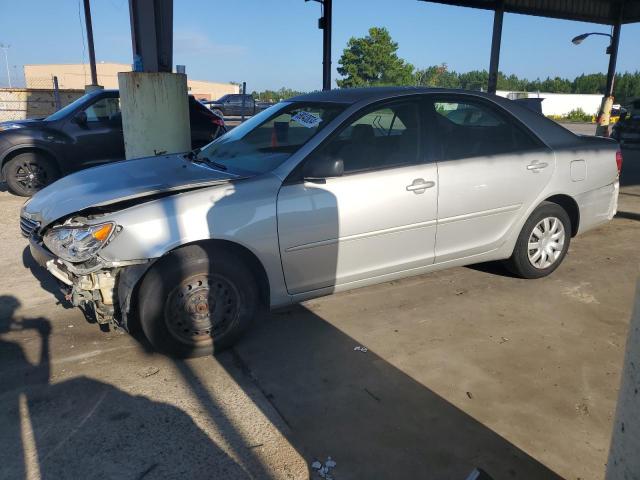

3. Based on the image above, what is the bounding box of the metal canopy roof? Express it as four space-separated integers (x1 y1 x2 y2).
419 0 640 25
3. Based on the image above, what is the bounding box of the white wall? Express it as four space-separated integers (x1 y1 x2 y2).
496 90 602 116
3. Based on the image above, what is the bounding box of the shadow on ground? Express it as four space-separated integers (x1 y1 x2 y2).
221 304 563 479
1 286 564 479
0 295 251 480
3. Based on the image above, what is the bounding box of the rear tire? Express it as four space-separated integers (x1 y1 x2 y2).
137 244 259 358
505 202 571 279
4 152 59 196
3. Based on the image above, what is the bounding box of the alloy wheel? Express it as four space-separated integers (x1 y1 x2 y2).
14 161 47 192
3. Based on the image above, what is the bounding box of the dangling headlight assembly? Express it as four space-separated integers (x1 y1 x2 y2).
43 222 116 263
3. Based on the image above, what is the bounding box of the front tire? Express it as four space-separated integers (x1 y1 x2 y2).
505 202 571 279
138 244 259 358
4 152 59 196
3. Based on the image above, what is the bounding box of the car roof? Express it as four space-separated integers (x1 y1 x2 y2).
290 86 579 148
289 86 508 104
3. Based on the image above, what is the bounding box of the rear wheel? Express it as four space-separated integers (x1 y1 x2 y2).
138 244 259 358
505 202 571 279
4 152 59 196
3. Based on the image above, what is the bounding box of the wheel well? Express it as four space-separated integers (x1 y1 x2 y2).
1 148 59 176
544 194 580 237
178 239 270 306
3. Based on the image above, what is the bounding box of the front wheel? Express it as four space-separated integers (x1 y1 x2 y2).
505 202 571 279
138 244 259 358
4 152 59 196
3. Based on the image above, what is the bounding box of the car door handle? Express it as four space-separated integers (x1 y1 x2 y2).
527 161 549 172
406 178 435 193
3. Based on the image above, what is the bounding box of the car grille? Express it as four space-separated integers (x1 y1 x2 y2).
20 216 40 238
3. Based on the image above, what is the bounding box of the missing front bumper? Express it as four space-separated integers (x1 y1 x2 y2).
28 237 151 330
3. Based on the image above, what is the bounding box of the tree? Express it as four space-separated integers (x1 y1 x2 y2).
415 63 460 88
337 27 414 88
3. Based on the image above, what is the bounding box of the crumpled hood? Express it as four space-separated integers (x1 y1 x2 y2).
23 154 243 227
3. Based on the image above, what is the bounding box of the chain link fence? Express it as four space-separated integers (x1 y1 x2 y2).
0 77 84 122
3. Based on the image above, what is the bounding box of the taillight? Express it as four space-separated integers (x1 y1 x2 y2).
616 150 623 174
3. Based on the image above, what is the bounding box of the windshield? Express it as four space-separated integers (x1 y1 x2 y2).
45 93 96 121
196 101 346 174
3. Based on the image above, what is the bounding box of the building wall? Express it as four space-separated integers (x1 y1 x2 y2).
496 90 602 116
23 63 238 100
186 79 239 101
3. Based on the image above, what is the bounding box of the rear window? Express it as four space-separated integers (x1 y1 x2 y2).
434 99 542 160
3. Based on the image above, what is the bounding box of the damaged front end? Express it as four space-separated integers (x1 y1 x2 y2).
23 212 150 330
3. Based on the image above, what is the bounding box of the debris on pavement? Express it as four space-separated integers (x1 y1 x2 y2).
499 336 509 344
137 366 160 378
575 400 590 416
311 457 337 479
353 346 368 353
466 391 473 399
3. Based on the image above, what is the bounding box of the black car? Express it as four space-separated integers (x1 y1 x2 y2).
0 89 226 196
204 94 272 117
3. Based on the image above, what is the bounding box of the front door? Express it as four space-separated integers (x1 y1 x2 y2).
430 96 555 263
63 94 125 169
277 99 438 295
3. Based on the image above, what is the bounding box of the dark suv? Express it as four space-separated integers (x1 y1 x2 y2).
0 89 226 196
204 94 272 117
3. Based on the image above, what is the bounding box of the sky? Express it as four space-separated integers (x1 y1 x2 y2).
1 0 639 92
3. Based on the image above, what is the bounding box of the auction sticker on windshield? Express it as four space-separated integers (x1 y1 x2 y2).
291 111 322 128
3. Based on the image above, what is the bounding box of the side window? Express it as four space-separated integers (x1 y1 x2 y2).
228 95 242 105
84 97 120 122
433 99 540 160
313 101 421 174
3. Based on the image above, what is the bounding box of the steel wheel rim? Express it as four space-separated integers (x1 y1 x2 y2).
527 216 565 269
14 161 47 190
164 273 240 346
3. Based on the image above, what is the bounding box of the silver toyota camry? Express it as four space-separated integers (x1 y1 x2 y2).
20 87 621 357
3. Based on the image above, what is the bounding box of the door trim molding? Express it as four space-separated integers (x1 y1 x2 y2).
285 219 437 252
438 203 521 225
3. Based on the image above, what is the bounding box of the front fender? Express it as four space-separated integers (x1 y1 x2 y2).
97 174 291 308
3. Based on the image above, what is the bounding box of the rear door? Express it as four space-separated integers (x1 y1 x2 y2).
430 95 554 263
277 98 439 294
227 95 243 116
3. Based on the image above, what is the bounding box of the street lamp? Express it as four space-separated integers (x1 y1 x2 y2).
571 32 614 52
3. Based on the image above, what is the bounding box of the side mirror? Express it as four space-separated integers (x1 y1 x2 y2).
303 155 344 181
73 111 87 125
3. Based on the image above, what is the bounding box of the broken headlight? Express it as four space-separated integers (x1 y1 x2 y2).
43 222 116 262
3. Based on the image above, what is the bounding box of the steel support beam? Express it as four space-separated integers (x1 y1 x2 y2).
82 0 98 86
596 4 623 136
321 0 332 90
128 0 173 73
605 21 621 97
487 1 504 94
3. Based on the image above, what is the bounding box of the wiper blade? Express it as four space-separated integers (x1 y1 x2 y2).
184 148 201 160
193 156 228 171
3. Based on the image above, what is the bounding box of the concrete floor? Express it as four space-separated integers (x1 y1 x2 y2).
0 135 639 480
